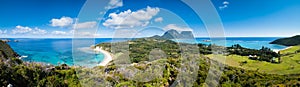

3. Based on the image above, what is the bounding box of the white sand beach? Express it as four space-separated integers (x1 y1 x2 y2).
273 46 292 53
94 46 113 66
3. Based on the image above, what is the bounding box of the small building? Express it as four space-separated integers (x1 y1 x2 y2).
249 55 258 60
271 57 277 63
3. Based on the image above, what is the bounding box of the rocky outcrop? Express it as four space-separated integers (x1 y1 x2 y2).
0 41 18 59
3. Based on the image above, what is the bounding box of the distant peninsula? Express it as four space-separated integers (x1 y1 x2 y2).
270 35 300 46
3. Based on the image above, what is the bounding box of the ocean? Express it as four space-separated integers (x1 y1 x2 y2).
197 37 287 50
6 37 287 67
7 38 126 67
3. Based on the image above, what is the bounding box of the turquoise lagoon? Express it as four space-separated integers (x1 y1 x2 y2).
7 38 127 67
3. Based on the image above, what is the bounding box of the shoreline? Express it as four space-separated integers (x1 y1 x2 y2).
282 46 293 50
94 46 113 66
273 46 292 53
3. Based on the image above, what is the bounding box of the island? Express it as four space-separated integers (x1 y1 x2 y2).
1 34 300 86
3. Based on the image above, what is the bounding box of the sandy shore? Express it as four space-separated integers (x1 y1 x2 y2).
273 46 292 53
94 46 113 66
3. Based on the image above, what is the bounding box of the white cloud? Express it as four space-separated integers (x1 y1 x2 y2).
219 5 228 10
32 28 47 35
223 1 229 5
219 1 229 10
51 31 67 35
103 6 160 29
12 25 47 35
12 25 32 34
0 30 7 34
73 21 97 29
69 29 75 34
105 0 123 9
154 17 163 23
164 24 192 32
50 16 73 27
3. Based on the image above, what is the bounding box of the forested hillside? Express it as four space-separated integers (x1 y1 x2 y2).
270 35 300 46
0 41 18 59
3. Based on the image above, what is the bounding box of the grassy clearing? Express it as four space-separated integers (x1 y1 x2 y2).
280 46 300 54
206 46 300 75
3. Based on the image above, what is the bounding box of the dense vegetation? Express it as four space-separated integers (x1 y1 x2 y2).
1 38 300 86
0 41 81 86
95 38 299 86
0 61 81 86
270 35 300 46
227 44 280 63
207 51 300 75
0 41 18 59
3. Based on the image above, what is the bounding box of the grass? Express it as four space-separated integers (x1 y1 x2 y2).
206 46 300 75
280 46 300 54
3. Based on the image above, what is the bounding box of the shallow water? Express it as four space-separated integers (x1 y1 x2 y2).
7 38 120 67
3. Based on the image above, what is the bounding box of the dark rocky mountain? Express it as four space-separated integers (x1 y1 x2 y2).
161 29 194 39
0 41 18 59
270 35 300 46
161 29 181 39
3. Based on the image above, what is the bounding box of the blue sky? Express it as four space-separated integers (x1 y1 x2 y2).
0 0 300 38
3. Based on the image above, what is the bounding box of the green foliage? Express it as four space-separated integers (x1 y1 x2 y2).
0 41 19 59
95 38 300 86
227 44 280 63
0 61 80 87
1 38 300 86
97 38 182 63
116 81 135 87
270 35 300 46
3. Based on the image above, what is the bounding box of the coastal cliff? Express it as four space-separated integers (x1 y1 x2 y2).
270 35 300 46
0 41 18 59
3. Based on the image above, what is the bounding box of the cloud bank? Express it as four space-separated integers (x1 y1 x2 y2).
50 17 74 27
103 6 160 29
12 25 47 35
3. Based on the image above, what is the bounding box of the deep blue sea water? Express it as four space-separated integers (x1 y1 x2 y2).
6 37 287 67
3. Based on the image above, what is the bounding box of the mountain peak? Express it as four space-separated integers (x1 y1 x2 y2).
161 29 193 39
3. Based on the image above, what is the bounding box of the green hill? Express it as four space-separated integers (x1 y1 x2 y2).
270 35 300 46
0 41 18 59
